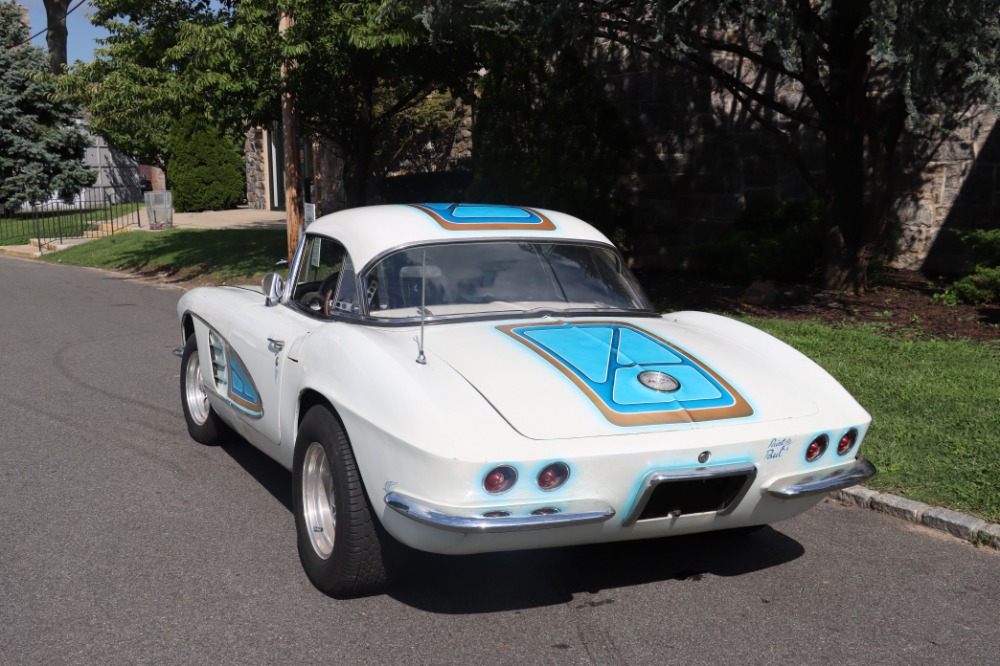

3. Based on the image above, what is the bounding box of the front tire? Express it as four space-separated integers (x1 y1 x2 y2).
180 335 228 445
293 405 401 597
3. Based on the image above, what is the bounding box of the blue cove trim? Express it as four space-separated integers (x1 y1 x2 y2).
225 348 263 417
406 203 557 230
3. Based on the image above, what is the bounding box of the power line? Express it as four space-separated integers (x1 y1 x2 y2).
9 0 90 51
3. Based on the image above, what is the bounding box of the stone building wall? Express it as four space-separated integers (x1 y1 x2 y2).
893 113 1000 273
244 128 268 210
245 57 997 275
601 52 821 269
244 127 349 215
450 103 473 163
602 49 998 274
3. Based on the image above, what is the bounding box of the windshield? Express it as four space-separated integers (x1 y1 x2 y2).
361 241 653 320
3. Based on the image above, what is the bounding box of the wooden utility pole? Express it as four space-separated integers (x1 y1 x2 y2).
280 12 304 265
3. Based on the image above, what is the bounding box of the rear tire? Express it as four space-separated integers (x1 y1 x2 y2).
293 405 401 597
180 335 228 445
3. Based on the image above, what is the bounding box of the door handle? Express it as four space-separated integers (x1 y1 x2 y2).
267 337 285 352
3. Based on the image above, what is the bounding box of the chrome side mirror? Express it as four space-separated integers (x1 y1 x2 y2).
262 272 285 307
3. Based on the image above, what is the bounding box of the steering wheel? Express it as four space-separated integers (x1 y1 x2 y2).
319 273 340 318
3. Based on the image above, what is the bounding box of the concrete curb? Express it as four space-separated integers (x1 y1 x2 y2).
831 486 1000 550
0 245 41 260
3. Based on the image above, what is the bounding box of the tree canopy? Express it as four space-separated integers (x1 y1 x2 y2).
60 1 1000 289
532 0 1000 289
0 1 93 209
62 0 483 204
56 0 232 170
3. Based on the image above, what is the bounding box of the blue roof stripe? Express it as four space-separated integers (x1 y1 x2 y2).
411 203 552 227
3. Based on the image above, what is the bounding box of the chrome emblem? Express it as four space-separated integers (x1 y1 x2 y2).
638 370 681 392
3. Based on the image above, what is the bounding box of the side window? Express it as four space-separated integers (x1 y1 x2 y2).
292 236 358 318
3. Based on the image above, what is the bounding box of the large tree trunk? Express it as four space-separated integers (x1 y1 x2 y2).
343 70 375 208
821 0 872 291
343 134 373 208
822 119 868 291
43 0 69 74
860 98 908 288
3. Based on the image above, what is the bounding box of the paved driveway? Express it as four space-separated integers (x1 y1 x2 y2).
1 256 997 666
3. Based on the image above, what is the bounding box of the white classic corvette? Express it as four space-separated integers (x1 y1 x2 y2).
177 203 876 597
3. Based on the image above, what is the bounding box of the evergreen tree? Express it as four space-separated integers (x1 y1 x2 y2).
0 1 93 209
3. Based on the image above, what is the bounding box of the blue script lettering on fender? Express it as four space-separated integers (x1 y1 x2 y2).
765 437 792 460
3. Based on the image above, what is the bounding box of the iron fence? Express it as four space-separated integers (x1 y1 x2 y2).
0 186 144 252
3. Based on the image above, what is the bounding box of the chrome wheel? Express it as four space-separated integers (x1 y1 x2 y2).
302 441 336 560
293 406 401 595
184 349 211 426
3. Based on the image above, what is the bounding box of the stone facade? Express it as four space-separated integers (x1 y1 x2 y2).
893 113 1000 273
451 103 473 163
601 48 998 273
244 127 349 216
244 128 268 210
246 57 997 274
597 51 820 269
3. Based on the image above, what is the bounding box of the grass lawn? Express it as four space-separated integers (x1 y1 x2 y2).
39 228 1000 522
40 227 289 284
746 317 1000 522
1 203 141 246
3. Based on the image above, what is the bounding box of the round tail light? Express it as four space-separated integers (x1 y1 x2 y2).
537 462 570 491
837 428 858 455
805 435 829 462
483 465 517 494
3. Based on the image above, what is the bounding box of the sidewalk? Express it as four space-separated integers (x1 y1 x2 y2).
0 205 288 259
142 206 287 231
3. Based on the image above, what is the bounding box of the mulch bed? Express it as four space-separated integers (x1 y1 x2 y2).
639 269 1000 342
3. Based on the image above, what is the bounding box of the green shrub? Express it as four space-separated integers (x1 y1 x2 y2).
945 228 1000 304
167 116 245 213
695 198 825 282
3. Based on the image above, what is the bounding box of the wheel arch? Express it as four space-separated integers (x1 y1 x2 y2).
299 389 339 426
297 389 352 455
295 389 387 508
181 312 196 345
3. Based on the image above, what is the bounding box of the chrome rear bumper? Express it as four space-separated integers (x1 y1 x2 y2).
765 457 877 499
385 457 876 535
384 492 615 533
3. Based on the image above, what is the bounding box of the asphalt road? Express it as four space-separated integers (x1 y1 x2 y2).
1 255 998 666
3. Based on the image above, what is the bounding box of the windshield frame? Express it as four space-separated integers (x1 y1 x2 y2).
353 238 657 326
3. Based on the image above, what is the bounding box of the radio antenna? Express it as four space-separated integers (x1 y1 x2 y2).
415 249 427 365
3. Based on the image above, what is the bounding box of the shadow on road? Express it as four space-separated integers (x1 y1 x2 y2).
388 528 804 613
220 436 805 613
222 438 292 512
